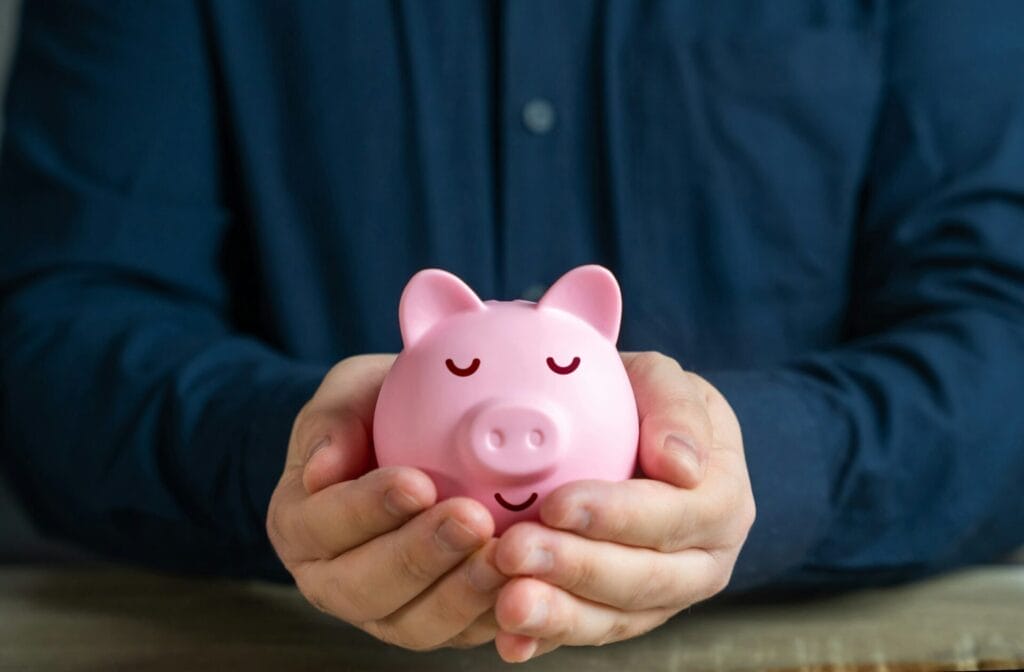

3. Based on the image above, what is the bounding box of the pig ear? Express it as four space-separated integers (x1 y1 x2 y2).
399 269 485 347
537 265 622 343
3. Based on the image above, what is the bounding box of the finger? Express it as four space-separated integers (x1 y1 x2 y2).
276 466 437 561
530 639 562 659
496 522 724 610
495 578 673 646
493 632 541 663
540 478 737 552
621 352 713 488
294 497 493 623
447 610 500 649
492 633 562 663
376 540 508 650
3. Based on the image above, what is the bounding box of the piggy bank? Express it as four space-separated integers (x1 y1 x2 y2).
373 265 639 533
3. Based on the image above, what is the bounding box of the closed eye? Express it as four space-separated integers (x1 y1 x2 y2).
446 358 480 377
546 356 580 375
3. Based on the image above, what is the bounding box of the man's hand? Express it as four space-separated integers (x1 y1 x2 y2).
491 352 756 662
266 355 507 651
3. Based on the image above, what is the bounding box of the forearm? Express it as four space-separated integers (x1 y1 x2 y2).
0 276 326 578
705 308 1024 592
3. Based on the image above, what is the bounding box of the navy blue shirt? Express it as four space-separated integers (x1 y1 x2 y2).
1 1 1023 591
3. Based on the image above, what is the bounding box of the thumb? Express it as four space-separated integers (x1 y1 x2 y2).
622 352 713 489
287 354 395 494
299 408 373 494
643 429 709 489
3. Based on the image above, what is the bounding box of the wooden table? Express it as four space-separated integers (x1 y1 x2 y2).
0 564 1021 671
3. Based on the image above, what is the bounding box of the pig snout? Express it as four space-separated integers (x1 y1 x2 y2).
460 399 566 481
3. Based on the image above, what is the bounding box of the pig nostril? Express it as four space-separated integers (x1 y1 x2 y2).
528 430 544 447
488 430 505 449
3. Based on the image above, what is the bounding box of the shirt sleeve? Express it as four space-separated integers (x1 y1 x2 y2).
707 1 1024 593
0 1 325 579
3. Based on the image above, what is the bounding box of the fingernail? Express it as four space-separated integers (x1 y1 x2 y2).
518 546 553 574
384 488 423 518
559 504 591 531
306 437 330 463
467 556 506 592
664 433 705 477
522 598 549 629
435 518 482 553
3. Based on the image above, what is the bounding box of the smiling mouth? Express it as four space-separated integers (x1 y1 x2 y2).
494 492 538 512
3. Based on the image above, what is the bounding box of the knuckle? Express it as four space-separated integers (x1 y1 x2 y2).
324 357 357 384
716 484 756 548
706 563 733 598
630 351 681 378
431 584 476 629
339 485 376 534
658 508 692 553
365 619 410 649
372 617 445 652
597 617 635 647
266 499 285 547
713 569 732 595
640 610 675 638
685 370 714 397
694 411 715 444
589 487 644 540
326 572 374 622
289 402 313 440
630 560 672 609
698 550 734 599
267 508 304 568
295 573 333 617
282 506 317 560
295 500 328 557
448 633 484 649
669 396 711 425
562 552 598 595
449 621 496 649
393 537 439 585
656 531 684 554
388 631 437 652
289 404 322 455
404 641 439 653
547 600 577 643
736 501 756 539
295 399 317 426
373 465 410 490
743 494 757 530
591 505 631 543
448 610 498 649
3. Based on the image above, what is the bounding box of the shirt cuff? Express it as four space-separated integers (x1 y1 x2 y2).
241 361 327 580
700 368 847 592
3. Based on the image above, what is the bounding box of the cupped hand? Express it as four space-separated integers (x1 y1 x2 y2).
492 352 756 662
266 355 507 650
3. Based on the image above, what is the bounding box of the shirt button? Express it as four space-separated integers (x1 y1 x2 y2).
522 98 556 135
520 283 547 301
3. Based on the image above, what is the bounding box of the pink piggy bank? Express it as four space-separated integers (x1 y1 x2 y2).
373 265 639 533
